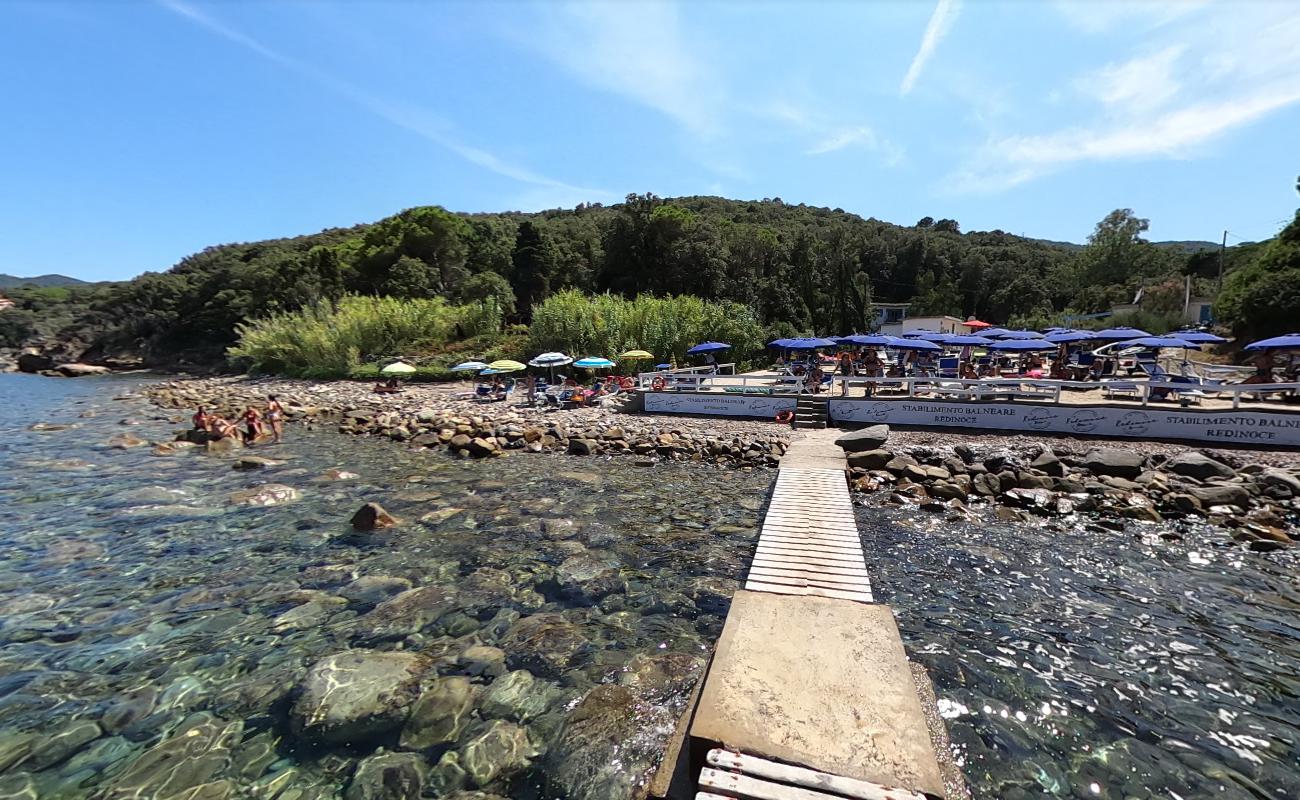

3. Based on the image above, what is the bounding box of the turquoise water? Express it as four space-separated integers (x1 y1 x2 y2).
0 374 769 799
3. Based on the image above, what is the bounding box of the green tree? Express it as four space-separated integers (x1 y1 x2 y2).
510 221 555 320
1217 210 1300 339
455 271 516 317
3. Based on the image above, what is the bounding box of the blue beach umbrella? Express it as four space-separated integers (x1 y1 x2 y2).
686 341 731 354
654 363 673 370
1244 333 1300 351
941 334 993 346
573 357 617 369
1093 326 1152 340
979 328 1012 338
784 337 840 350
988 339 1058 351
990 329 1045 340
768 338 796 349
452 360 489 371
1175 331 1228 344
1117 336 1201 351
838 334 893 347
1045 331 1097 344
886 336 942 351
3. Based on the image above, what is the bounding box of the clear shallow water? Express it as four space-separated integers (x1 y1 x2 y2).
0 374 770 799
863 503 1300 800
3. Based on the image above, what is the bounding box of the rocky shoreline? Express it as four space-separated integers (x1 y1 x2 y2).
142 376 791 468
836 425 1300 550
138 376 1300 550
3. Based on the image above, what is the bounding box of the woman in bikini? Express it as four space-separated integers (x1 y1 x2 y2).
266 395 285 443
242 407 264 444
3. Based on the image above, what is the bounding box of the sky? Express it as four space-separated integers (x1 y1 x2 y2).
2 0 1299 282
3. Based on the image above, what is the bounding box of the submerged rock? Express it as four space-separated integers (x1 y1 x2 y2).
498 614 589 679
346 751 428 800
99 713 242 800
228 483 299 506
400 676 479 750
289 651 424 746
546 684 674 800
480 670 559 723
460 720 535 788
354 586 458 643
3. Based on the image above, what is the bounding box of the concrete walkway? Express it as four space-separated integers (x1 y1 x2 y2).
675 429 955 799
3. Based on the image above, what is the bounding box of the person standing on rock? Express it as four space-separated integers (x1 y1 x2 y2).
242 406 264 444
266 395 285 443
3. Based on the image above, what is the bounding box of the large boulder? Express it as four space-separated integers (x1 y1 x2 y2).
346 752 428 800
1029 451 1065 477
834 425 890 453
1165 452 1235 481
1258 469 1300 498
845 449 892 470
1186 483 1251 509
1079 449 1144 480
16 352 54 373
54 363 111 377
289 651 424 746
399 676 478 749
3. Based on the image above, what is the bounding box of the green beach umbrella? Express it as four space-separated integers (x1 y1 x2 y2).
380 361 417 375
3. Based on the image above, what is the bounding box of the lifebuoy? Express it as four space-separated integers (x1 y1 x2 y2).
651 376 667 391
775 410 794 424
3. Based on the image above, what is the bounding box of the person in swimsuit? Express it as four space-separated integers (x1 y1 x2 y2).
210 415 238 440
242 407 264 443
266 395 285 443
192 406 212 432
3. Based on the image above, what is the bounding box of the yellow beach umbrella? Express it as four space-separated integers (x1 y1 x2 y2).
486 359 526 373
619 349 654 360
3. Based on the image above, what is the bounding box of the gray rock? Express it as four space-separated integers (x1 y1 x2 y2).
1186 483 1251 509
340 576 413 608
1029 451 1065 477
845 449 892 470
498 614 589 679
350 502 400 531
25 719 102 770
460 720 536 787
1079 449 1144 480
400 676 478 750
98 713 242 800
346 752 427 800
459 646 508 678
355 586 458 643
480 671 559 723
1259 468 1300 498
289 651 423 745
547 684 676 800
1165 452 1235 480
834 425 890 452
555 552 624 603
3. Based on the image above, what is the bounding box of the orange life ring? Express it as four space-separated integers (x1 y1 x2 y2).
775 410 794 424
651 376 667 391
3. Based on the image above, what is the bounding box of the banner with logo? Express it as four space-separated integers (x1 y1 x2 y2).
828 399 1300 447
643 392 796 418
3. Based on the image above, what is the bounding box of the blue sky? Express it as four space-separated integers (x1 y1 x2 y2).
3 0 1299 282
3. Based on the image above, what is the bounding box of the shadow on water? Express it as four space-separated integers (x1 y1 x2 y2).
858 502 1300 800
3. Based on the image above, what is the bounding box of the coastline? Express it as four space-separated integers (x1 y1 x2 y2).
140 376 792 468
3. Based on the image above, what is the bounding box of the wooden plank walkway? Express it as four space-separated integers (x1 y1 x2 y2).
744 466 873 603
685 428 949 799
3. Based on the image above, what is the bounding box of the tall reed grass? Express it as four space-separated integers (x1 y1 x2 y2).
228 295 499 377
528 290 765 364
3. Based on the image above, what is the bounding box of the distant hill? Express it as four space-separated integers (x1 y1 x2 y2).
1031 238 1219 254
0 274 89 289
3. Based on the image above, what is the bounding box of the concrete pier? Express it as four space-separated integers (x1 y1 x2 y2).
656 429 961 799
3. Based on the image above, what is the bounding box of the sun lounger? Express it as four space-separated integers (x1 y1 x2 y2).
1103 381 1142 401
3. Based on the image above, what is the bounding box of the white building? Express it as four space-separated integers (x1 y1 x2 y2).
880 314 974 337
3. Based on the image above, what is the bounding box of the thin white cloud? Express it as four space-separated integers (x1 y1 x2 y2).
950 3 1300 193
805 126 904 165
1052 0 1209 34
900 0 962 96
528 2 726 138
155 0 608 201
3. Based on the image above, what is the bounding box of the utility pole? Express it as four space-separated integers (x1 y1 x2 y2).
1216 229 1227 295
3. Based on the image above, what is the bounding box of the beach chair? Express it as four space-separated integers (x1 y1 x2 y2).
1103 380 1142 401
938 357 959 378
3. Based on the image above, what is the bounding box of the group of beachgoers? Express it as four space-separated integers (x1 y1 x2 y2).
191 395 285 444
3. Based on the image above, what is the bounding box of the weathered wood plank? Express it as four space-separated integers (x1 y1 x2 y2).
705 750 928 800
698 766 846 799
